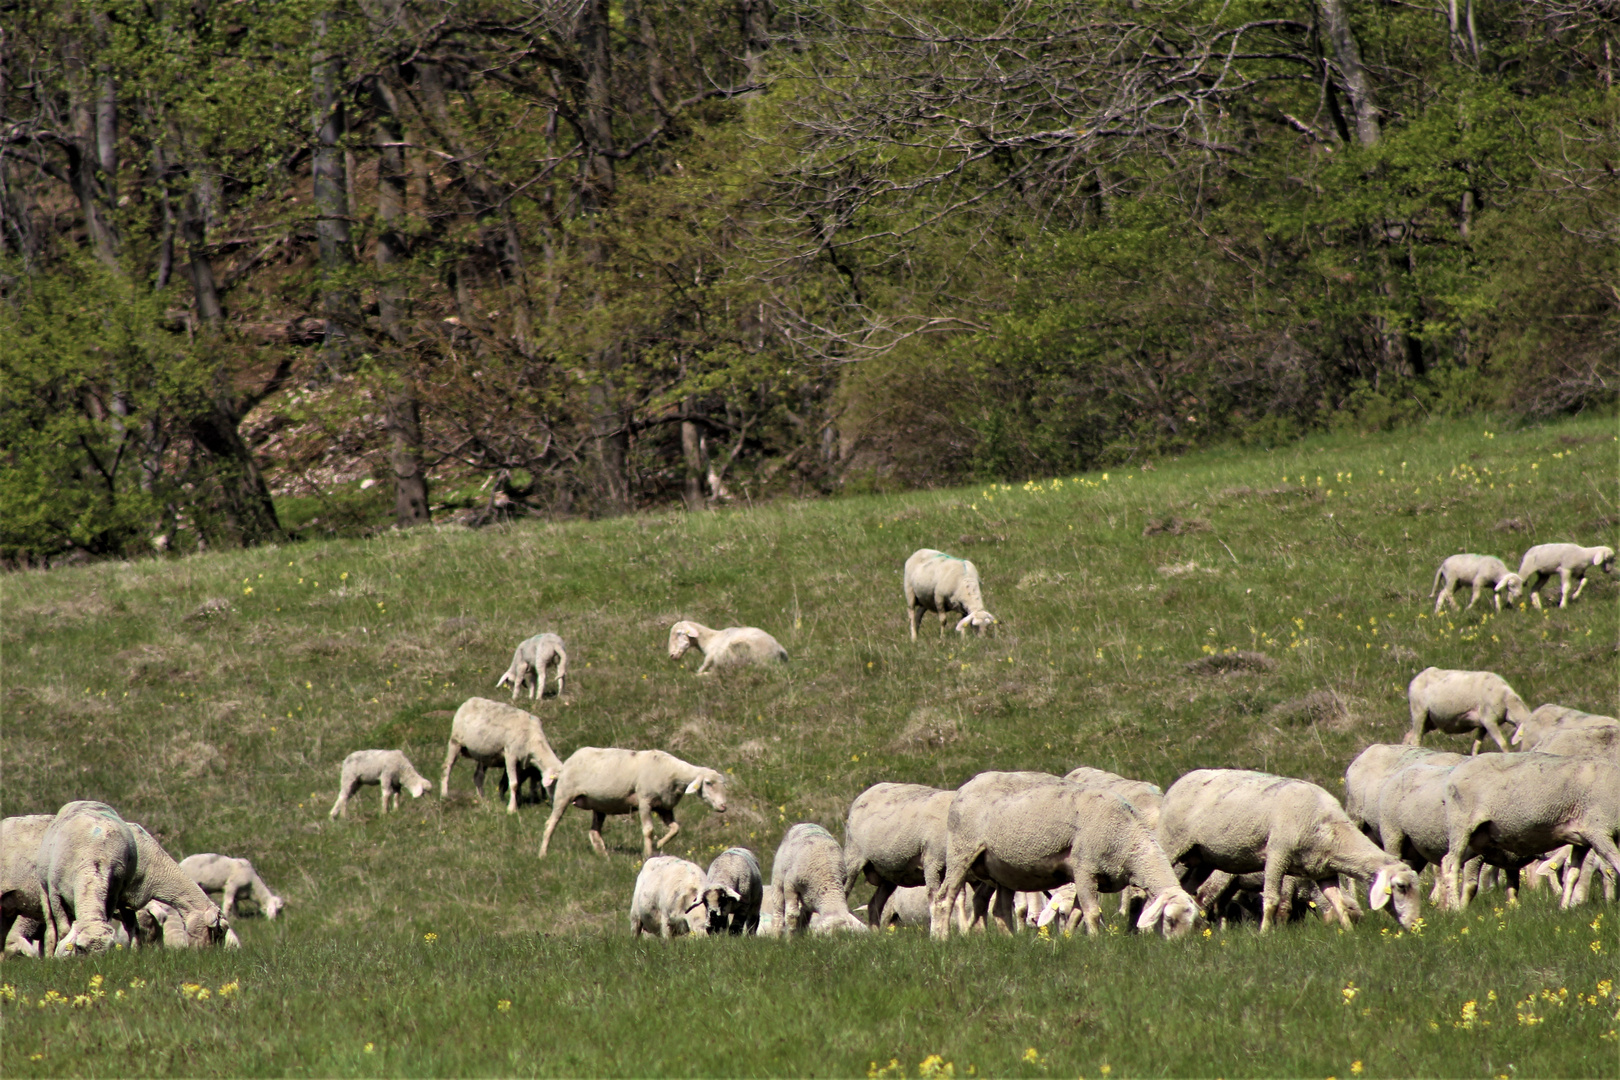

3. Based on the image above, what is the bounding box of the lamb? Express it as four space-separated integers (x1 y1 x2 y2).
698 847 763 935
495 632 567 701
122 823 236 949
1157 769 1421 932
1517 543 1616 609
177 854 285 920
538 747 727 859
1442 752 1620 909
667 621 788 674
36 801 138 956
1431 554 1524 613
934 771 1198 940
763 823 868 936
1512 704 1620 753
1342 744 1465 841
842 782 956 927
629 856 710 938
903 548 996 639
439 697 565 813
2 815 54 957
330 749 432 819
1404 667 1530 755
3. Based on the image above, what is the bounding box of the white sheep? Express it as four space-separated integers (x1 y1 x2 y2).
841 782 956 928
2 815 54 957
1157 769 1421 932
439 697 565 813
36 801 139 956
1517 543 1616 609
329 749 432 819
934 771 1198 940
1405 667 1529 755
177 854 285 920
1430 554 1524 613
629 856 710 938
698 847 763 935
123 824 236 949
1061 767 1164 830
1442 752 1620 909
1373 761 1485 907
763 823 869 936
1512 704 1620 752
903 548 996 639
538 747 727 859
1342 744 1465 842
667 621 788 674
495 632 568 700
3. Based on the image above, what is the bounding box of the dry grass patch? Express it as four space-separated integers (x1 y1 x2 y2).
1185 651 1278 676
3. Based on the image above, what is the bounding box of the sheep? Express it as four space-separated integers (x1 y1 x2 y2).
538 747 727 859
1373 761 1487 907
1404 667 1529 755
330 749 432 819
1441 752 1620 910
629 856 710 938
841 782 956 928
903 548 996 639
1517 543 1616 609
1173 871 1356 929
1431 554 1524 613
763 823 869 936
2 815 54 958
934 771 1198 941
495 632 567 701
667 621 788 674
1342 744 1466 842
439 697 565 813
1062 767 1164 829
1534 725 1620 765
5 916 44 958
123 823 236 949
1157 769 1421 932
698 847 763 935
177 854 285 920
1512 704 1620 753
36 801 138 956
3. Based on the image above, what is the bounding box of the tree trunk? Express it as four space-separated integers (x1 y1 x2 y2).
681 406 705 511
589 375 630 515
312 8 356 367
741 0 772 85
189 361 285 546
63 33 119 266
1317 0 1380 148
579 0 617 209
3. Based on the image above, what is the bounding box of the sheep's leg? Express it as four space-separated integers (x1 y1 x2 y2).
1317 879 1354 927
782 890 803 935
636 800 657 857
330 772 356 819
380 779 393 815
42 888 65 957
1557 568 1572 608
1570 573 1590 601
990 887 1016 935
1464 581 1481 610
439 740 463 798
932 852 978 940
587 811 609 857
866 881 895 928
503 752 521 814
652 808 679 851
554 652 566 698
908 600 921 641
1479 715 1513 754
761 884 785 938
537 797 570 858
1259 856 1286 932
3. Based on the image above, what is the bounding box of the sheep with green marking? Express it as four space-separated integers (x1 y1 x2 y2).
903 548 996 639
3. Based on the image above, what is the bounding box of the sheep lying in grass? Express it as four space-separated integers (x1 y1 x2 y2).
699 847 763 935
440 697 565 813
177 854 285 920
37 801 138 956
903 548 996 639
1517 543 1616 609
763 824 868 936
1512 704 1620 753
842 782 956 928
629 856 709 938
538 748 727 859
1405 667 1529 755
495 632 567 700
2 815 54 957
1431 554 1524 613
1442 752 1620 909
935 772 1198 940
667 621 788 674
330 749 432 819
1158 769 1421 932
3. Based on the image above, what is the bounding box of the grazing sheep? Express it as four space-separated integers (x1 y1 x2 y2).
1513 704 1620 753
538 748 727 859
2 815 53 957
1062 767 1164 830
1405 667 1529 755
495 632 568 701
177 854 285 920
330 749 433 819
629 856 710 938
842 783 957 928
1517 543 1616 609
1431 554 1524 613
1342 744 1466 842
698 847 763 936
1534 725 1620 765
439 697 565 813
763 824 868 936
935 772 1198 941
123 824 236 949
903 549 996 639
1442 752 1620 909
667 621 788 674
1158 769 1421 932
36 801 138 956
1373 762 1486 907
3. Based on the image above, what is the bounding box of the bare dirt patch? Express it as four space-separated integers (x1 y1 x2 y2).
1184 651 1277 676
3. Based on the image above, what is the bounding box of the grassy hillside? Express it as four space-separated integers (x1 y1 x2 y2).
2 415 1616 1077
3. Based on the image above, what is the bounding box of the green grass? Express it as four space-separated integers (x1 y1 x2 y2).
3 415 1617 1077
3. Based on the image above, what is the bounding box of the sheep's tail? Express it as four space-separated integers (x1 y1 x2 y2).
1504 689 1531 727
1430 565 1444 598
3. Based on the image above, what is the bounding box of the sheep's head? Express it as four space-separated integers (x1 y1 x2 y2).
1368 865 1421 929
183 905 234 948
1496 573 1524 604
684 769 727 813
1136 888 1201 939
1595 546 1617 572
406 774 432 798
56 919 129 956
810 910 869 935
668 622 700 660
954 609 997 635
702 885 743 934
264 894 285 920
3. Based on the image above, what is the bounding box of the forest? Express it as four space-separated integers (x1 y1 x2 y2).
2 0 1616 563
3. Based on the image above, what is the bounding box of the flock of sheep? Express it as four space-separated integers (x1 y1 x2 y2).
2 536 1614 958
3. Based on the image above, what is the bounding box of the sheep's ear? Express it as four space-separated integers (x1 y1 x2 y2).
1036 902 1060 928
684 777 704 795
1369 870 1392 911
724 886 742 903
1135 893 1169 931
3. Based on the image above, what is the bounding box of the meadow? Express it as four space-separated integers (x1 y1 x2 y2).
2 415 1616 1077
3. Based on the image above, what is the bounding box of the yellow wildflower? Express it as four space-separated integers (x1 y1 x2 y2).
1350 1063 1363 1075
218 982 239 998
497 1000 512 1012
